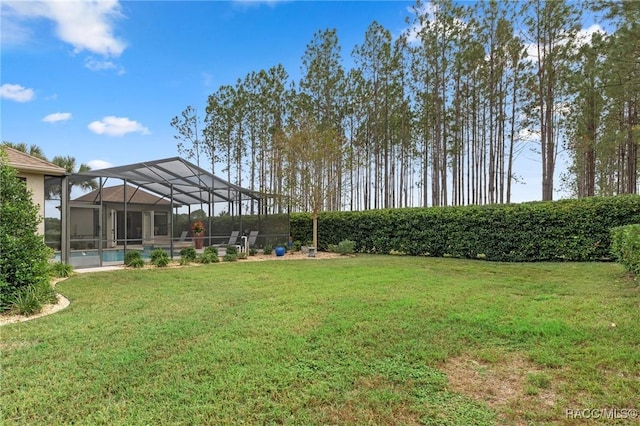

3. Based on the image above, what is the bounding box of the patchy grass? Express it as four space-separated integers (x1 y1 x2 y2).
1 256 638 425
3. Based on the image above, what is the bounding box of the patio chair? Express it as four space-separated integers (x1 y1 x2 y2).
247 230 259 248
227 230 240 246
212 230 241 251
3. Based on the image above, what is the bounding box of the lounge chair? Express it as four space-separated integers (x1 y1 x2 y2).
212 230 240 249
247 230 259 248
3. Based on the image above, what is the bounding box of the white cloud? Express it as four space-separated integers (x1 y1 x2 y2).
403 2 467 45
85 57 125 75
403 2 435 44
4 0 126 57
42 112 72 123
0 12 32 47
87 159 113 170
88 116 150 136
575 24 607 48
525 24 608 62
0 83 35 102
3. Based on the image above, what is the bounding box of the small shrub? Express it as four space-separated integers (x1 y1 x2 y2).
263 245 273 255
48 262 73 278
330 239 355 255
11 286 42 315
225 245 238 255
199 251 219 264
292 240 302 252
150 249 169 267
249 248 258 256
223 253 238 262
238 252 247 260
129 258 145 268
204 246 218 256
180 246 197 262
124 250 142 267
34 280 57 305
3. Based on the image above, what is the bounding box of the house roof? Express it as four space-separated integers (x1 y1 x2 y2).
73 156 262 206
73 184 174 206
2 146 67 176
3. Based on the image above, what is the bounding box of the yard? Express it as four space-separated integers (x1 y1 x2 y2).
1 256 638 425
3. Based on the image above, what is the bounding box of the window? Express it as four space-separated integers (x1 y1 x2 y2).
154 212 168 236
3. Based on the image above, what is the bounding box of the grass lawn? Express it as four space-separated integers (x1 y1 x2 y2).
1 255 639 425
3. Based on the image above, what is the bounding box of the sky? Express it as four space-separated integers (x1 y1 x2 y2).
0 0 600 204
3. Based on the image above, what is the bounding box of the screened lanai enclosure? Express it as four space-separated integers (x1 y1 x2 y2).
55 157 289 269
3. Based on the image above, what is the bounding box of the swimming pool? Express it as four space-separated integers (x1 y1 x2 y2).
55 248 155 268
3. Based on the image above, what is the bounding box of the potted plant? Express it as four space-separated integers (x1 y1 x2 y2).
191 220 205 249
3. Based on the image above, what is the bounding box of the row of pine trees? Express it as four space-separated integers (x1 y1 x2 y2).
171 0 639 214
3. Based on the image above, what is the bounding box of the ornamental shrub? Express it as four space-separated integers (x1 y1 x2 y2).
611 224 640 276
329 239 355 255
48 261 73 278
124 250 143 267
150 248 169 267
223 253 238 262
180 246 197 262
0 151 51 311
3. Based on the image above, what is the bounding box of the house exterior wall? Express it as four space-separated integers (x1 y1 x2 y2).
16 170 47 235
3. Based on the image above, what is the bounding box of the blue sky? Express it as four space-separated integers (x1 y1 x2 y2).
1 1 601 203
1 1 414 167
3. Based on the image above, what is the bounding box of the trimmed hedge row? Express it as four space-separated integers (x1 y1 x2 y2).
291 195 640 262
611 224 640 274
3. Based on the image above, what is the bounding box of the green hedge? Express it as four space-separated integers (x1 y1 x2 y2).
291 196 640 262
611 224 640 274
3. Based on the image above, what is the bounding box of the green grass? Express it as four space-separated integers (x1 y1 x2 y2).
1 256 638 425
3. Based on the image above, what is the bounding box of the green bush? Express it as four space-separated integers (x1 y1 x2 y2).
180 246 197 262
198 251 219 264
263 245 273 255
10 281 56 315
329 239 355 255
11 286 42 315
34 280 57 305
611 224 640 276
291 196 640 262
198 247 219 264
223 253 238 262
150 249 169 267
124 250 144 267
249 248 258 256
225 245 238 255
0 150 51 311
48 262 73 278
292 240 302 252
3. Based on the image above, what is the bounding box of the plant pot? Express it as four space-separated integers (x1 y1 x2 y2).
275 246 286 257
194 233 204 249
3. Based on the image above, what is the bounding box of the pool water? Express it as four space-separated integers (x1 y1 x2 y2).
56 248 154 268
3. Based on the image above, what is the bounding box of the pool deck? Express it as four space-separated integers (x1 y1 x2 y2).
75 265 126 273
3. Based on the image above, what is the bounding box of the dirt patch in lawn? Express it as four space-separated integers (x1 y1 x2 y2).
442 352 558 424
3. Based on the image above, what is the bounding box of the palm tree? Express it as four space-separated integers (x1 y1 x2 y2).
52 155 98 192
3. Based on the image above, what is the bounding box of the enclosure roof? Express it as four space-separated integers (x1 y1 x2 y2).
73 157 262 205
73 184 174 206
